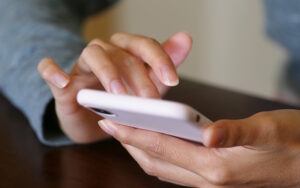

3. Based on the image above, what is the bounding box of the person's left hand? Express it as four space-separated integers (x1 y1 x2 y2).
99 109 300 187
38 32 192 143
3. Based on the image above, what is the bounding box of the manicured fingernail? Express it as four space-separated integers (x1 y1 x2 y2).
52 72 70 88
110 80 126 94
98 120 116 136
203 126 226 147
160 65 179 86
214 127 226 147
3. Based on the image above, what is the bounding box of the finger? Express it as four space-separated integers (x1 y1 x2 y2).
38 58 71 97
38 58 82 112
38 57 85 114
79 43 127 94
148 32 193 96
202 119 250 148
202 110 300 148
113 53 160 98
123 144 205 187
110 32 179 87
98 120 216 175
87 39 160 98
164 32 193 67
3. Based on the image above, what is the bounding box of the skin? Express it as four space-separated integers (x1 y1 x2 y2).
39 31 300 187
38 32 193 144
100 110 300 187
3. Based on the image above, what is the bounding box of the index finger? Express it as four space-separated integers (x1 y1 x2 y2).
110 32 179 86
98 119 218 176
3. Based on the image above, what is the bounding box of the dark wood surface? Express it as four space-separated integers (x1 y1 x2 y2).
0 79 299 188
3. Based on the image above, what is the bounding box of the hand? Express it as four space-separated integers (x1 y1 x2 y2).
38 32 193 144
99 109 300 187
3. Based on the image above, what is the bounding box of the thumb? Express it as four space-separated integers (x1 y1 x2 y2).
163 31 193 67
202 114 277 148
149 32 193 96
38 58 71 99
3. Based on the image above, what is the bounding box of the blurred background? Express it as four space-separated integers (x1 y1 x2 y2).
83 0 288 100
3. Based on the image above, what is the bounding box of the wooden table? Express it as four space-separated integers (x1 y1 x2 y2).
0 79 299 188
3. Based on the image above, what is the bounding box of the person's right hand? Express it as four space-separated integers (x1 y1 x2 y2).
102 109 300 187
38 32 192 144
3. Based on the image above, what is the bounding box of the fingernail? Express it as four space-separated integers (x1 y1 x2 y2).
203 126 226 147
214 127 226 147
160 65 179 86
110 80 126 94
98 120 116 136
52 72 70 88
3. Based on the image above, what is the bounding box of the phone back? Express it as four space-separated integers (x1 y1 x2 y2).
77 89 212 143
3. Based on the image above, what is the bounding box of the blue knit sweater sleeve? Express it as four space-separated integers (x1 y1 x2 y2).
264 0 300 60
264 0 300 97
0 0 115 146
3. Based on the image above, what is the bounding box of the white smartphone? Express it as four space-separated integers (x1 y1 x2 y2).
77 89 212 143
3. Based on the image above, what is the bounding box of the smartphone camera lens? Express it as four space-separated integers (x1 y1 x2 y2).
196 114 201 122
89 107 116 117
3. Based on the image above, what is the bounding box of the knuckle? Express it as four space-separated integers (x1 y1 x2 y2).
140 156 156 176
146 136 166 156
115 130 130 144
40 68 50 79
254 112 279 137
110 32 125 42
89 38 106 46
82 44 104 58
207 167 233 186
39 63 54 79
123 56 137 66
140 38 160 48
255 112 276 126
98 64 113 74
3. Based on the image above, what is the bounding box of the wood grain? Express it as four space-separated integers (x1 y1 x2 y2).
0 78 298 188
